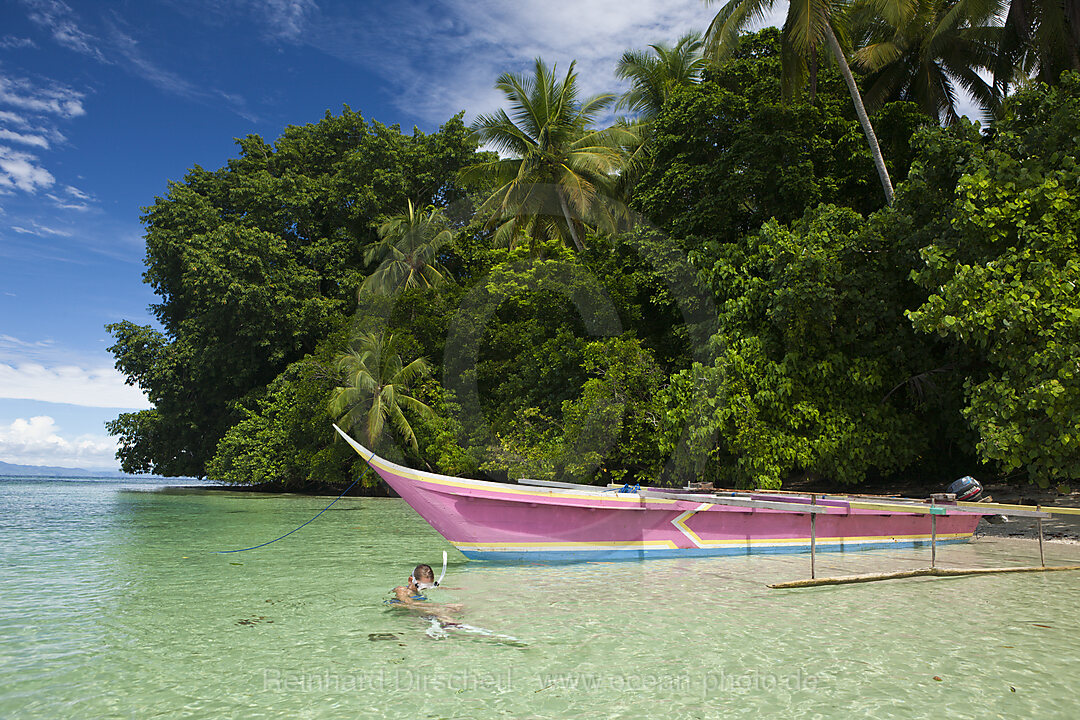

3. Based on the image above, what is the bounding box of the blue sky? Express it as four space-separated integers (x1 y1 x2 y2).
1 0 768 470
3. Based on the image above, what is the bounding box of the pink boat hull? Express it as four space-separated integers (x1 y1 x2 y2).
336 429 983 563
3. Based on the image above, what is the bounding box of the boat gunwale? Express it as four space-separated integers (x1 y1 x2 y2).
334 426 996 518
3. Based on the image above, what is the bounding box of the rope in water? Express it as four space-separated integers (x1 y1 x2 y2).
215 467 371 554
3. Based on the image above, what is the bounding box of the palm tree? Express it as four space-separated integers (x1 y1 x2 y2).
996 0 1080 90
849 0 1001 124
615 32 709 121
461 58 636 252
704 0 897 205
360 200 453 296
613 33 708 196
330 332 434 452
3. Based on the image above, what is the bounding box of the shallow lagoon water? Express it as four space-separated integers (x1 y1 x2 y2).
3 477 1080 719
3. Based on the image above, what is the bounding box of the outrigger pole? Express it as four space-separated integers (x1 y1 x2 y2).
770 499 1080 589
768 564 1080 589
582 481 1080 586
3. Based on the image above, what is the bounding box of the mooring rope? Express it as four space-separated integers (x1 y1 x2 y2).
215 467 371 554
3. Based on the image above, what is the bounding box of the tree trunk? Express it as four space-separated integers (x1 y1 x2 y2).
809 53 818 106
823 25 895 206
557 190 587 252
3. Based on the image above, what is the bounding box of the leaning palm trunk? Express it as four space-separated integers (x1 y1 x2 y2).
557 189 587 252
824 25 895 205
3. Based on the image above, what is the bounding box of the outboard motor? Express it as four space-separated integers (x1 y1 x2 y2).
947 475 983 501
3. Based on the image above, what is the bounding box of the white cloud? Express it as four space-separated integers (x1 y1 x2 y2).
0 335 150 410
0 75 86 118
106 22 202 99
0 36 38 50
64 184 90 200
46 192 90 211
0 75 83 197
14 0 256 121
22 0 108 62
101 19 259 121
0 415 119 469
10 220 69 236
0 128 50 148
0 335 53 349
0 145 55 193
0 362 150 409
175 0 316 42
258 0 317 41
0 110 29 126
309 0 789 127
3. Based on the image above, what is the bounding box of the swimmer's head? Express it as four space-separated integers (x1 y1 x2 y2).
410 563 436 590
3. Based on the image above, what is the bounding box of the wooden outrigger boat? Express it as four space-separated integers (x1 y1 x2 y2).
332 425 1053 565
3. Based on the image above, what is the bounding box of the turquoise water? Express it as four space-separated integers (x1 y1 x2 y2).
4 477 1080 719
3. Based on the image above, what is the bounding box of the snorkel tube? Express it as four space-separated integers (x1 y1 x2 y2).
436 550 447 587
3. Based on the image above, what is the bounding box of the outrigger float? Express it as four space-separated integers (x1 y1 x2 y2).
334 426 1080 583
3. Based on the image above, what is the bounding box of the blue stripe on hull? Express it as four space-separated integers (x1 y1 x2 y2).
458 536 973 564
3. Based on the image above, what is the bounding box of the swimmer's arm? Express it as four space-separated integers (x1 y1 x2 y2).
391 586 451 611
392 586 428 608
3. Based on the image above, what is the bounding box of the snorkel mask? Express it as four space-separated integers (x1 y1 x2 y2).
411 551 448 591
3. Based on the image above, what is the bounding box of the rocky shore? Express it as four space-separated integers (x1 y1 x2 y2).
964 484 1080 544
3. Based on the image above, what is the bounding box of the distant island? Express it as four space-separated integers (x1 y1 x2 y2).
0 460 146 479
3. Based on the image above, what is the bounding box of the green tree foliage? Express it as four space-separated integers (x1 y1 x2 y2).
330 332 434 452
446 253 614 447
206 353 363 489
461 58 636 252
107 109 475 476
614 32 708 196
481 336 667 485
361 200 454 295
440 233 696 482
665 205 963 489
634 31 929 243
705 0 898 204
997 0 1080 89
112 29 1080 495
412 386 485 478
557 337 667 484
616 32 707 121
849 0 1000 123
907 74 1080 486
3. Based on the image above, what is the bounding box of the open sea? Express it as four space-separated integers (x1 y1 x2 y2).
3 475 1080 719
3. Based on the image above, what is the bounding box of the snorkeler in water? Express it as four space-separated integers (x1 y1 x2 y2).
391 564 436 603
388 560 461 624
387 556 526 644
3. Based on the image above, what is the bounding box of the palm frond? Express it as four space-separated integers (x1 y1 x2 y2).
704 0 780 60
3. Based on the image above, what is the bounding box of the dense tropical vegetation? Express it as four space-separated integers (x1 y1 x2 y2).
109 5 1080 493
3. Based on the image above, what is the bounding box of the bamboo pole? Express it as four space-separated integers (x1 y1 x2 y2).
638 490 833 513
930 507 937 568
1038 505 1045 568
768 565 1080 589
956 500 1061 517
1036 505 1080 515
